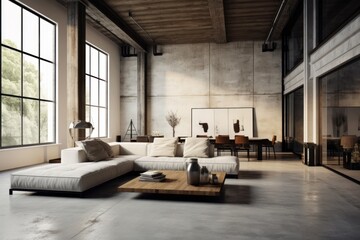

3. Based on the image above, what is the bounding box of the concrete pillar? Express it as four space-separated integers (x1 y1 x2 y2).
137 52 146 135
66 0 86 147
304 0 319 144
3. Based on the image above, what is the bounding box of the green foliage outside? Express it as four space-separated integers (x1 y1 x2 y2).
1 39 53 147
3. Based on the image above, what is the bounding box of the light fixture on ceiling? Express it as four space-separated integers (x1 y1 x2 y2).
262 0 287 52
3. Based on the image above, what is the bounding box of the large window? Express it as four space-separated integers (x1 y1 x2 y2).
282 1 303 75
85 44 108 138
285 87 304 155
1 0 56 148
320 58 360 167
317 0 360 44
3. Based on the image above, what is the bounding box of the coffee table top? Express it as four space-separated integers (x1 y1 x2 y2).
118 170 226 196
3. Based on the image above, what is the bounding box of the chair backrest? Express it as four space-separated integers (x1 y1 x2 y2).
215 135 230 144
235 135 249 145
271 135 277 145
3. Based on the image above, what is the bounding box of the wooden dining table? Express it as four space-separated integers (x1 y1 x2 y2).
208 137 270 160
248 137 270 160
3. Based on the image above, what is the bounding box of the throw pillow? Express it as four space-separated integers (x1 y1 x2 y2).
78 140 109 162
149 137 178 157
183 138 209 158
94 138 114 158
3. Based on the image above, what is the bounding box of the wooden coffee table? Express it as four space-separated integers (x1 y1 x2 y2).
118 170 226 196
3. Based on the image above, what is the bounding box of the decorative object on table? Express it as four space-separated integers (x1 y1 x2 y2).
351 143 359 163
200 166 209 184
68 120 94 145
139 170 166 182
166 111 181 137
186 158 200 186
209 173 218 184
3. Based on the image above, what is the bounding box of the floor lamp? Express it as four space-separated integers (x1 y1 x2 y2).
69 120 94 145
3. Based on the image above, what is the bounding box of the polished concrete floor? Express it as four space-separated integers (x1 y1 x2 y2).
1 159 359 240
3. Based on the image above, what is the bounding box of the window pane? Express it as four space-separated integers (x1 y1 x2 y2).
1 47 21 96
40 19 55 62
40 101 55 143
86 45 90 74
23 99 39 144
85 76 90 105
1 0 21 50
23 54 39 98
99 52 107 80
90 107 99 138
99 80 106 107
90 77 98 105
40 60 54 100
90 47 98 77
99 107 106 137
23 9 39 56
1 96 21 146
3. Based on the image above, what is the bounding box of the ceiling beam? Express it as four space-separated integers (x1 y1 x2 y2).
208 0 227 43
86 0 147 52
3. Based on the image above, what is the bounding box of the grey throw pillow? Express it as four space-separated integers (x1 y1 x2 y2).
94 139 114 158
78 140 109 162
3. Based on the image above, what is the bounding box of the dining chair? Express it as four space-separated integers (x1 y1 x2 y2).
234 135 250 161
264 135 276 159
215 135 233 156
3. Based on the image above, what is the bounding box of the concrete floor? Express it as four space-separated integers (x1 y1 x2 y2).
1 159 359 240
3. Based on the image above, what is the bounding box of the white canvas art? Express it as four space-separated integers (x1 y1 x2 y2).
191 108 253 138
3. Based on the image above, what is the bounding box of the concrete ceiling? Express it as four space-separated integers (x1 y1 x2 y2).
62 0 299 51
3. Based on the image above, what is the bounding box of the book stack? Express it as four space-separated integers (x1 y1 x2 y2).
139 171 166 182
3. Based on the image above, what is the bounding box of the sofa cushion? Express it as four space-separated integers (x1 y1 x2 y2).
78 140 109 161
183 138 209 158
149 137 178 157
95 139 114 157
133 156 186 171
10 162 118 192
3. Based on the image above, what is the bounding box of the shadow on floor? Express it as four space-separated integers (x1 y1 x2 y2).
132 185 252 204
238 170 264 179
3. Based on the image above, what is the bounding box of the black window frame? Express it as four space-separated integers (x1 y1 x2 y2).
85 43 108 139
0 0 57 148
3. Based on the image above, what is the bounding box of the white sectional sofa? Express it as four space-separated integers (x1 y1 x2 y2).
9 139 239 195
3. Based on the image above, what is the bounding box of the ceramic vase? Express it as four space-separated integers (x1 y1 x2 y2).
187 158 200 186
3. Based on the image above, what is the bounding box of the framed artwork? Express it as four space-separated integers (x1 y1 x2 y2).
191 108 254 138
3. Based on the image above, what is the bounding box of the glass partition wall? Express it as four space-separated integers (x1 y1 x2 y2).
320 58 360 167
285 87 304 156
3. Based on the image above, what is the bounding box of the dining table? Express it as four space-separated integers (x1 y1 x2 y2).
208 137 270 160
248 137 270 160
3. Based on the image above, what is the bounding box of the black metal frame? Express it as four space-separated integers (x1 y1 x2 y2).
0 0 57 148
85 43 108 138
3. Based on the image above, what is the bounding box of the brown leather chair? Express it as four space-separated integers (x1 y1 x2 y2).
234 135 250 161
215 135 233 156
264 135 276 159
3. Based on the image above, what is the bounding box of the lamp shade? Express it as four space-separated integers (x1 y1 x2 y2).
69 120 94 129
69 120 94 141
340 135 357 149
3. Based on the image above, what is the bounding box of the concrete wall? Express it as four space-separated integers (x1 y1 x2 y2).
120 41 282 141
0 0 121 171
